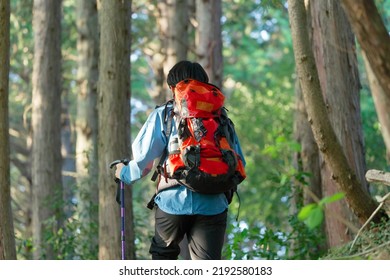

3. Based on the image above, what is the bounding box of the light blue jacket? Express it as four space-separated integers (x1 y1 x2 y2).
120 103 245 215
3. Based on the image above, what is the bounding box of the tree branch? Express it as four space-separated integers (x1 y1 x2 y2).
340 0 390 97
366 169 390 186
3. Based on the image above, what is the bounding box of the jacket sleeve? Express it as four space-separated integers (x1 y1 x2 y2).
120 108 167 185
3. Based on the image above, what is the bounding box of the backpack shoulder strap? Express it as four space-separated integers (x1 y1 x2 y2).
220 107 236 146
151 99 174 182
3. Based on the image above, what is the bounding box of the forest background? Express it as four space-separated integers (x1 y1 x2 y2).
0 0 389 260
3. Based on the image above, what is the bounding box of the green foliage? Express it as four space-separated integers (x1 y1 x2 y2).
298 193 345 229
131 174 156 259
26 207 99 260
15 236 33 260
323 220 390 260
224 211 326 260
14 178 99 259
224 168 326 260
298 204 323 230
9 0 33 127
286 215 326 259
224 221 288 260
42 216 78 260
222 2 297 231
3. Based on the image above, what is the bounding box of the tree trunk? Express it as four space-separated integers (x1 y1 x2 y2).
309 0 364 248
163 0 188 80
195 0 223 88
340 0 390 97
294 5 322 207
0 0 17 260
362 51 390 163
61 97 76 217
293 81 322 204
31 0 63 259
292 79 325 257
287 0 386 226
155 0 191 259
75 0 99 258
98 0 134 260
149 0 189 104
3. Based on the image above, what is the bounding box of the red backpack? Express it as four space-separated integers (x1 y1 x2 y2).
152 79 246 195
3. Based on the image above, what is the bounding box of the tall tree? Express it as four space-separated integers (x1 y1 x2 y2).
148 0 189 104
287 0 386 226
293 82 322 209
362 52 390 162
154 0 190 258
8 0 34 259
31 0 63 259
98 0 134 260
195 0 223 88
162 0 188 80
309 0 364 247
75 0 99 258
292 80 324 257
0 0 17 260
340 0 390 165
340 0 390 98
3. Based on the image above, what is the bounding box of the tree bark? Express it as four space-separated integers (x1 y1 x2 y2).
292 79 325 257
340 0 390 98
0 0 17 260
287 0 386 225
366 169 390 186
293 4 322 208
149 0 189 104
293 82 322 203
163 0 188 80
31 0 63 259
362 51 390 163
75 0 99 258
61 97 76 217
156 0 192 259
309 0 364 247
196 0 223 88
98 0 135 260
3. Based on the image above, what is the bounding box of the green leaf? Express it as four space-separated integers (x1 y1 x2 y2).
319 192 345 207
298 203 316 220
280 174 289 186
306 207 324 229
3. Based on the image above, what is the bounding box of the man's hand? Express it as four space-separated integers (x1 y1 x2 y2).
115 163 124 179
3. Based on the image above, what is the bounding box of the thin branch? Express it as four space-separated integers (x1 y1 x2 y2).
336 241 390 260
350 192 390 251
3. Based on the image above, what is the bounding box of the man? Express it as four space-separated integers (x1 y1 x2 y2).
115 60 245 260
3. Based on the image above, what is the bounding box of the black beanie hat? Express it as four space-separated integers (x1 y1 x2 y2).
167 61 209 87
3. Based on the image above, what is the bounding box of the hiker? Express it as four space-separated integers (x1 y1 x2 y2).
114 60 246 260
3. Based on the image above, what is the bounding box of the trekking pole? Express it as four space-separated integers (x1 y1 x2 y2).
109 158 129 260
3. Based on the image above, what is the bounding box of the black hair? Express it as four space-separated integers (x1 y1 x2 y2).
167 60 209 87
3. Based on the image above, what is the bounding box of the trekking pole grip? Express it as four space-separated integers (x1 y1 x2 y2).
109 158 130 178
109 159 130 203
109 158 130 169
